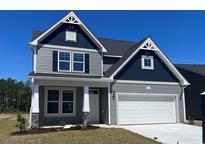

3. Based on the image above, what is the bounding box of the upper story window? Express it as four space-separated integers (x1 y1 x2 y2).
72 52 85 72
141 55 154 70
58 52 71 72
65 31 77 42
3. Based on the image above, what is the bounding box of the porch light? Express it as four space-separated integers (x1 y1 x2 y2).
112 91 116 100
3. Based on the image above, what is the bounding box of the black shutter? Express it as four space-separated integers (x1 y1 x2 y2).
85 54 89 73
53 51 58 72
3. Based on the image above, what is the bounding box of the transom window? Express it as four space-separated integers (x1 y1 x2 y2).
141 55 154 70
46 88 75 116
58 52 71 71
72 52 85 72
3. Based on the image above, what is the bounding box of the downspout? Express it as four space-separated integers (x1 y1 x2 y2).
180 83 187 123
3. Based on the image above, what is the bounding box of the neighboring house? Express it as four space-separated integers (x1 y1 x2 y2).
175 64 205 120
29 11 190 128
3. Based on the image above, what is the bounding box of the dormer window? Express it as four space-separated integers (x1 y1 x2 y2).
141 55 154 70
65 31 77 42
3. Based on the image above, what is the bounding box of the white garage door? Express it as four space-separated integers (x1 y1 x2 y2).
117 94 177 125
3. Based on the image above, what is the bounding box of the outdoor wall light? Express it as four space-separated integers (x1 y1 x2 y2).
112 91 116 100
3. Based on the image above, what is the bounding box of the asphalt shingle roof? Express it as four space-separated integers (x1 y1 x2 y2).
175 64 205 77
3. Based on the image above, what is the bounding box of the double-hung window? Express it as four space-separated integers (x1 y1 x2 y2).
72 52 85 72
62 90 74 114
58 52 71 71
46 88 75 116
47 89 60 114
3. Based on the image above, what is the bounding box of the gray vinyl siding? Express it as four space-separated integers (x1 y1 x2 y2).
39 86 84 126
99 88 108 124
36 47 102 76
109 83 185 124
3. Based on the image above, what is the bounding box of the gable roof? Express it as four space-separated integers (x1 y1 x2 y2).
175 64 205 77
32 31 136 57
104 38 146 77
105 37 190 86
30 11 107 52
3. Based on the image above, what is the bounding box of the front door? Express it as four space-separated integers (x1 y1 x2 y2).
89 89 99 123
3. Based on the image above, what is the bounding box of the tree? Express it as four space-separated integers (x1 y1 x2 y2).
0 78 31 113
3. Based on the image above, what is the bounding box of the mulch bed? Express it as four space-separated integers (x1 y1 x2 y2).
10 125 100 136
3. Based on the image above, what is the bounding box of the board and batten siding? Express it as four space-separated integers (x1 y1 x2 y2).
109 83 185 124
36 47 102 76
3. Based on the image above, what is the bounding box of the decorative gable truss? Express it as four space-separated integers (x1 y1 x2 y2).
142 39 156 50
30 11 107 52
110 37 190 86
63 14 80 24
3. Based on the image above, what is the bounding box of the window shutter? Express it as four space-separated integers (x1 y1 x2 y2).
53 51 58 72
85 54 89 73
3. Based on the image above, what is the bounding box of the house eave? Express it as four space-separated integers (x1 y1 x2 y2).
29 74 112 83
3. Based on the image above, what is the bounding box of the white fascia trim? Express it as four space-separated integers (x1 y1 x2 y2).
29 75 112 83
37 44 99 53
107 82 111 125
30 11 107 52
110 37 190 86
103 55 122 58
114 80 180 85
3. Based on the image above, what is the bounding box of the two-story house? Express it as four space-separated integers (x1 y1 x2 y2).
29 11 190 128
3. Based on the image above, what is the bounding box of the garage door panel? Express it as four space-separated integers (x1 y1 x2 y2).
117 95 177 125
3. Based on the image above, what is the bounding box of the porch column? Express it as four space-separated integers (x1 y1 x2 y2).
30 79 39 129
82 86 90 126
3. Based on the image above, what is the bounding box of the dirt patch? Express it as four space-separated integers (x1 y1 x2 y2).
10 125 100 136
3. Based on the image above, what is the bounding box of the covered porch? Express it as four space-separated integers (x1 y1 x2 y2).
30 77 111 128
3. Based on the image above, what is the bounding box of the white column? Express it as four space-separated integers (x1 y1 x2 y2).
82 86 90 112
31 83 39 113
33 47 37 73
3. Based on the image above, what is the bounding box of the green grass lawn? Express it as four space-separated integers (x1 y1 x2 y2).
0 114 160 144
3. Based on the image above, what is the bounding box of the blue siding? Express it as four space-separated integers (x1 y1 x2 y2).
40 23 99 49
103 57 120 65
114 49 179 82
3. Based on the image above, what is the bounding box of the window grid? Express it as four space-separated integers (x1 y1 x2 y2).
72 52 85 73
58 51 71 72
45 88 76 116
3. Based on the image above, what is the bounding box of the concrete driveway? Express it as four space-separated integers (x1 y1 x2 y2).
120 124 202 144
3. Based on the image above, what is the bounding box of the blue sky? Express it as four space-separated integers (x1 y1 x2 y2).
0 10 204 81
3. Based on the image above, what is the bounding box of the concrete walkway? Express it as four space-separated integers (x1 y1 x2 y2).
120 124 202 144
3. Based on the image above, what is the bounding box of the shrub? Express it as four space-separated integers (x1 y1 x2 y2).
59 120 66 126
188 116 195 125
16 112 26 133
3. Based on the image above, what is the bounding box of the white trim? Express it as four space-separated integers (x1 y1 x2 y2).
141 55 154 70
110 37 190 86
114 80 180 85
30 11 107 52
103 55 122 58
33 47 37 73
108 82 111 125
31 83 39 113
182 88 186 122
101 52 103 76
37 44 99 53
72 52 85 73
44 87 76 117
29 75 112 82
116 92 179 125
58 51 71 72
82 86 90 112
